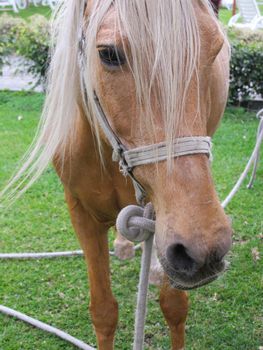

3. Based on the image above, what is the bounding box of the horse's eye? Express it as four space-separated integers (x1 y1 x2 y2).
98 46 126 67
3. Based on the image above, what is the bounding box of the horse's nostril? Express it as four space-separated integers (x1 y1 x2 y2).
166 243 197 274
208 246 229 266
208 251 223 265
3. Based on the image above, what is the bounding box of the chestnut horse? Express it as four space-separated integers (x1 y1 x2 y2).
2 0 232 349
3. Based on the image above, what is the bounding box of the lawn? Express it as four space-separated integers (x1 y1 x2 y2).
219 8 233 25
0 91 262 350
0 4 51 20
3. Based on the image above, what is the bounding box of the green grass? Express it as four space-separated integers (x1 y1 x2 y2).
0 4 51 20
219 8 233 25
0 91 262 350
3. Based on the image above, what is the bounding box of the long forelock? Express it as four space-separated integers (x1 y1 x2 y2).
84 0 219 158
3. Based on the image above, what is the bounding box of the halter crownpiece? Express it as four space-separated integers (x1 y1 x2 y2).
93 93 212 204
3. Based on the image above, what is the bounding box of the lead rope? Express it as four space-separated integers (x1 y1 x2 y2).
1 119 262 349
0 305 95 350
116 203 155 350
132 205 154 350
247 112 263 188
0 122 262 349
222 114 263 208
0 204 156 350
1 121 262 349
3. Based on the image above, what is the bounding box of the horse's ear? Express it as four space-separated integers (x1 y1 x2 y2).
208 21 225 63
196 1 225 64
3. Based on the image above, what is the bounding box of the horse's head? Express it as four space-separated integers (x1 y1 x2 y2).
84 0 232 289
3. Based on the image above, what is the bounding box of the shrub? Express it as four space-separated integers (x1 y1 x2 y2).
0 14 24 71
0 14 50 85
0 14 262 104
228 27 263 105
227 26 263 44
12 15 50 85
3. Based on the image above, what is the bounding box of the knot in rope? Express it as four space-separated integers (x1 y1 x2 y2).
116 203 155 243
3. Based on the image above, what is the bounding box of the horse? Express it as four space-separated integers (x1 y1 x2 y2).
2 0 232 349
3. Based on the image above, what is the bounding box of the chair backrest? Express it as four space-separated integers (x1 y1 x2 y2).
0 0 12 7
0 0 17 11
237 0 261 23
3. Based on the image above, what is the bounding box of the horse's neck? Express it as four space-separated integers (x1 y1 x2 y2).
56 107 136 217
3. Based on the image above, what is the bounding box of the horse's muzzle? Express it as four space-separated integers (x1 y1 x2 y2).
160 255 229 290
158 229 232 290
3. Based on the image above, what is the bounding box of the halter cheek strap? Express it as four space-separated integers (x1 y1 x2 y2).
93 93 147 203
93 93 212 205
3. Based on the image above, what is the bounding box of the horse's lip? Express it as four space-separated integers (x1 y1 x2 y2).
169 273 219 290
160 258 229 291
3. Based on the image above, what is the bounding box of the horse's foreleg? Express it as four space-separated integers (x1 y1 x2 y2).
159 279 188 350
65 191 118 350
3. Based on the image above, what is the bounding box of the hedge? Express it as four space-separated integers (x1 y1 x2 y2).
0 15 24 71
0 14 50 85
228 27 263 105
0 14 262 104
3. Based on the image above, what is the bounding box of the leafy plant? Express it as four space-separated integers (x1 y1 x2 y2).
0 14 24 72
14 15 50 85
228 27 263 105
1 14 263 104
0 14 50 85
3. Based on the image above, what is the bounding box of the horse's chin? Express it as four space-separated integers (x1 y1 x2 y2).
159 257 229 291
169 274 219 290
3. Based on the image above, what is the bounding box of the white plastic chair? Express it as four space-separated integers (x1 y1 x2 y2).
28 0 42 7
29 0 57 10
41 0 57 9
0 0 18 12
16 0 27 9
229 0 263 29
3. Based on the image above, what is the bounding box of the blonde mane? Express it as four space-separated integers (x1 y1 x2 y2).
1 0 222 201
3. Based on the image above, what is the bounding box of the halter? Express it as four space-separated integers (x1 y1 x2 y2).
93 93 212 204
78 19 212 205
